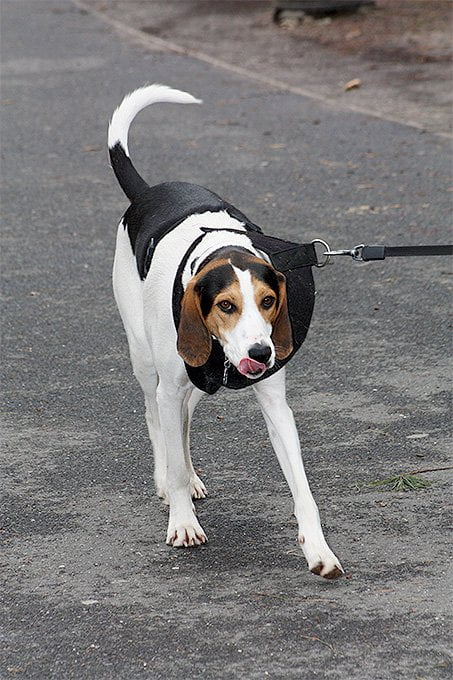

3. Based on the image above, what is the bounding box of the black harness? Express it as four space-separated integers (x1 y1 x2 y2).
123 182 317 395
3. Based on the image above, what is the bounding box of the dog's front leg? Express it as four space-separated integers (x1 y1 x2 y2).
156 381 207 547
253 370 343 579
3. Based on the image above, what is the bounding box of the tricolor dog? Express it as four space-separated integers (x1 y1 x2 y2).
109 85 343 579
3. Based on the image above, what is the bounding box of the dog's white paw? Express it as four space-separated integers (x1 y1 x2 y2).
166 520 208 548
190 474 207 500
299 535 344 580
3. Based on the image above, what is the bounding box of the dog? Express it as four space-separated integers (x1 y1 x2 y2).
109 85 343 579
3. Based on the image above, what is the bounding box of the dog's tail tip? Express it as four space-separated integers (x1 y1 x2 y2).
108 83 202 152
108 84 202 202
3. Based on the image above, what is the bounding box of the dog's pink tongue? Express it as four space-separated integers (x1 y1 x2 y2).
238 357 266 376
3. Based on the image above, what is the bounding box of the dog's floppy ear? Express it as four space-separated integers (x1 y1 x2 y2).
272 272 293 360
177 280 212 367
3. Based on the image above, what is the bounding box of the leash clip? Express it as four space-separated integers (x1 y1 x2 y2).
326 244 365 261
312 239 365 265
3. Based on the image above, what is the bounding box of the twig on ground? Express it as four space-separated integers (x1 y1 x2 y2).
410 465 453 475
300 634 335 653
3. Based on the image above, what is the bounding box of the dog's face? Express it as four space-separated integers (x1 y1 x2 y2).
177 250 293 379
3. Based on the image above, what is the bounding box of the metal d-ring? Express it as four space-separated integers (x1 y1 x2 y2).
311 239 332 268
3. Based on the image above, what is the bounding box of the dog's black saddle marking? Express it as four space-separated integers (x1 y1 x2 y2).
124 181 316 394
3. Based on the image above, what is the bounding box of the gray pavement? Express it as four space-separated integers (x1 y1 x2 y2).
1 1 452 678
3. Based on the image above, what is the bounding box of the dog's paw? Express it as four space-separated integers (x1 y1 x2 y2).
190 474 207 500
299 535 344 580
166 521 208 548
309 560 344 580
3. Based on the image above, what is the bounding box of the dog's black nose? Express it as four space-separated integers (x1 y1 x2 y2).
248 343 272 365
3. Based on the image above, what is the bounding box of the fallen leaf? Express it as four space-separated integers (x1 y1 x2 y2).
343 78 362 91
346 29 363 41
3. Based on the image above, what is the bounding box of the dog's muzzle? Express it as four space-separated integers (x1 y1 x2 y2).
237 343 273 377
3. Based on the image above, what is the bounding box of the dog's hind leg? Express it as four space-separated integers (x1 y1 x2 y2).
253 369 343 579
113 223 168 500
183 388 207 500
156 379 208 547
142 373 167 502
123 341 169 502
142 384 206 503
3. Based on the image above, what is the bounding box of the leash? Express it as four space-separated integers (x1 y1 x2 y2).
312 240 453 268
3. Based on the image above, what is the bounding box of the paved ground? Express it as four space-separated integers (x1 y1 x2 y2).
1 0 452 678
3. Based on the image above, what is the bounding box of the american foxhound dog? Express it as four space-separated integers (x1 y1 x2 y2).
109 85 343 579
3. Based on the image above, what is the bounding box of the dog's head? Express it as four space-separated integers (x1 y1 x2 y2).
177 249 293 379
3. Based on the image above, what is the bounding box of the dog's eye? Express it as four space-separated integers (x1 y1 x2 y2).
262 295 276 309
217 300 236 314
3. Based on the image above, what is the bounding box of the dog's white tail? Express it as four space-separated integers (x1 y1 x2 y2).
108 84 202 202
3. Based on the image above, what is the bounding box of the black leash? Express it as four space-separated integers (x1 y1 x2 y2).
312 240 453 267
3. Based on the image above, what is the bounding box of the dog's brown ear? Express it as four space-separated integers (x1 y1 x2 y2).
177 281 212 367
272 272 293 360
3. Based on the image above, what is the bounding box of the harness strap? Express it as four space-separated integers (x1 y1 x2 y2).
248 232 318 270
194 227 319 270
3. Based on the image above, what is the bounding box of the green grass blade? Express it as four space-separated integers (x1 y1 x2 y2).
366 474 431 492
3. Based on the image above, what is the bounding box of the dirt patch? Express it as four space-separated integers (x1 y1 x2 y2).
87 0 453 65
276 0 452 63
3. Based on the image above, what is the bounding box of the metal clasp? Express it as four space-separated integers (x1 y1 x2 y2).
312 240 365 265
327 244 365 261
223 358 231 386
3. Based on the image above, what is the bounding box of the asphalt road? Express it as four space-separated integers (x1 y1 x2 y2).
1 1 452 678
